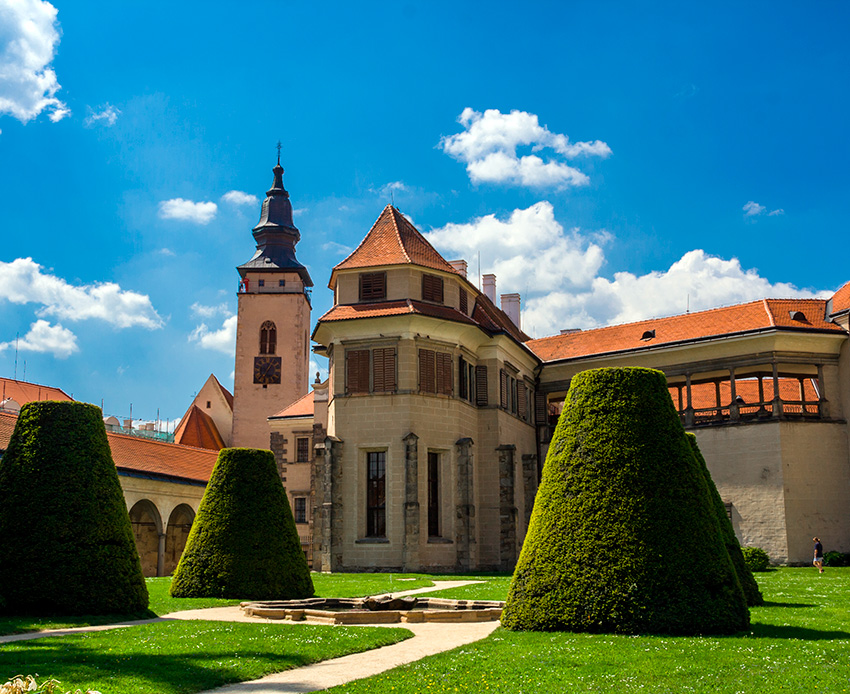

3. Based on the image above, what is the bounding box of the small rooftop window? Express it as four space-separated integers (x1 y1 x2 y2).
640 329 656 341
789 310 807 322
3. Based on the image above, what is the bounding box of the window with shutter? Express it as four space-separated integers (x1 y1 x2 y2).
511 377 518 414
359 272 387 301
436 352 453 395
422 274 444 303
518 383 528 421
535 391 546 423
475 365 488 406
500 369 509 409
419 349 436 393
346 350 370 393
459 288 468 314
459 356 468 399
372 348 396 393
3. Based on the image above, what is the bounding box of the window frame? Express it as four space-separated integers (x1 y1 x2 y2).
359 272 387 301
296 437 310 463
293 497 307 524
422 274 445 304
259 321 277 355
366 451 387 538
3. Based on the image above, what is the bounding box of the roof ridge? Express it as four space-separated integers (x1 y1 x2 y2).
390 207 412 264
107 429 219 454
762 299 776 327
333 205 393 269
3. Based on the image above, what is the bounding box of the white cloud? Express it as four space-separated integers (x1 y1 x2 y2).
743 201 765 217
440 108 611 188
0 258 163 329
0 320 78 358
84 103 120 127
190 302 232 319
426 202 606 293
221 190 258 206
768 208 785 216
189 315 237 354
427 205 823 339
156 248 175 256
322 241 352 255
309 357 328 382
158 198 218 224
0 0 69 123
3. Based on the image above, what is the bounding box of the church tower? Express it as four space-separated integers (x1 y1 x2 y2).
231 156 313 449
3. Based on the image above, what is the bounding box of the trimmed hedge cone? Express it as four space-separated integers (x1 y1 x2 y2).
502 367 749 635
0 401 148 615
686 433 763 606
170 447 314 600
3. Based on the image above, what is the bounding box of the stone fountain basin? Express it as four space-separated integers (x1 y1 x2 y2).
240 596 504 625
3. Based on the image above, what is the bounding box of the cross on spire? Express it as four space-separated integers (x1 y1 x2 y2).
276 140 282 165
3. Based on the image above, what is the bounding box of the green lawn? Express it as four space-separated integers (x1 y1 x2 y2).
0 620 411 694
325 568 850 694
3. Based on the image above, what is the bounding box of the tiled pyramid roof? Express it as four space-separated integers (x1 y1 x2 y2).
0 411 217 485
270 391 314 419
829 281 850 316
0 378 72 405
528 299 843 362
331 205 457 280
173 404 226 451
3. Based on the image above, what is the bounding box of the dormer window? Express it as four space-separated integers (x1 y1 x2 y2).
789 310 807 322
359 272 386 301
422 274 444 303
640 329 656 341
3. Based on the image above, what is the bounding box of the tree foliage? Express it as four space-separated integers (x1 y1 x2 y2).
0 401 148 615
170 447 314 599
502 367 749 635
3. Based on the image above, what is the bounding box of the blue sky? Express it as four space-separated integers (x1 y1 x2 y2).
1 1 848 426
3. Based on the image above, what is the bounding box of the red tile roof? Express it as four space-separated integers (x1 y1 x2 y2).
270 391 314 419
0 411 217 484
527 299 843 362
317 299 478 326
830 281 850 316
0 378 72 405
331 205 458 280
173 404 226 451
472 294 531 343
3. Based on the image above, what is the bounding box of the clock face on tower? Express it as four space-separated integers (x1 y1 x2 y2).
253 356 282 384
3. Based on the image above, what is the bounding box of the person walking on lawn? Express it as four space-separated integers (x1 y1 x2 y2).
813 537 825 574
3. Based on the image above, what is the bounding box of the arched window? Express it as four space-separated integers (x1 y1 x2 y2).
259 321 277 354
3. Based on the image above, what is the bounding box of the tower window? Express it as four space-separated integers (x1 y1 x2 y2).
366 451 386 537
258 279 265 288
459 288 468 314
206 401 211 409
419 349 452 395
345 349 371 394
359 272 387 301
422 274 444 303
296 437 310 463
260 321 277 354
279 279 286 287
294 497 307 524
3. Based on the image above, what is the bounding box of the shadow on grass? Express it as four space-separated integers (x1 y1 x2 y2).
759 601 816 608
747 623 850 640
0 610 157 637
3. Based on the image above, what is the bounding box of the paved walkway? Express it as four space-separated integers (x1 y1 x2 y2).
0 580 500 692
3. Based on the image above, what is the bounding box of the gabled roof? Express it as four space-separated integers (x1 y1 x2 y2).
0 378 73 405
829 281 850 317
528 299 843 363
270 391 314 419
316 299 477 327
331 205 457 283
210 374 234 410
173 405 226 451
0 411 217 485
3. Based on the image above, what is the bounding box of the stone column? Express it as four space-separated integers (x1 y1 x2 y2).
817 364 830 418
454 437 475 571
772 362 782 417
319 436 343 572
497 444 517 571
402 432 420 571
521 453 538 535
157 533 166 578
684 373 694 427
729 367 739 420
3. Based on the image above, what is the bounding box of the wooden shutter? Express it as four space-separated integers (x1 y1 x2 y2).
373 348 396 393
518 383 528 421
422 274 444 303
458 356 468 399
500 369 508 409
475 365 488 406
346 350 370 393
419 349 436 393
535 391 547 423
359 272 386 300
436 352 453 395
459 288 468 314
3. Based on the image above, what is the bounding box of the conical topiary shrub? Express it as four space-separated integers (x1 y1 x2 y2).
686 432 763 606
0 401 148 615
502 367 749 635
170 447 314 599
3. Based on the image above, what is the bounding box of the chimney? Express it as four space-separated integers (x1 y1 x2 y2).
560 328 582 335
501 293 521 329
448 259 468 278
123 418 133 430
482 274 497 303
